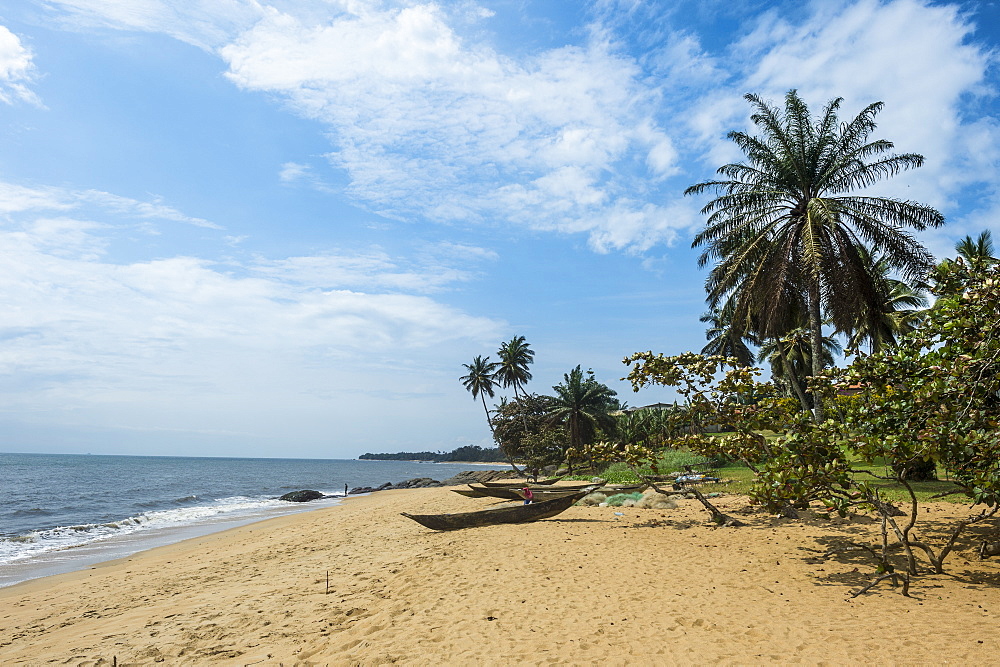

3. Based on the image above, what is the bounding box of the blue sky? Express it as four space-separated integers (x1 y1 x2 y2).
0 0 997 458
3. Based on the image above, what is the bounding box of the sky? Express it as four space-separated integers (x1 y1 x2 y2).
0 0 997 458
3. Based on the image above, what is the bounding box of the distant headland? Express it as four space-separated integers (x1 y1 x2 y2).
358 445 506 463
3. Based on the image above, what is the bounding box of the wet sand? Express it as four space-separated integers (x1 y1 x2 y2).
1 487 998 665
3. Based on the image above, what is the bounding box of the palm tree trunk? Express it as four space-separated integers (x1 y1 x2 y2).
566 415 580 474
479 394 495 435
482 394 523 475
778 343 811 412
808 280 826 423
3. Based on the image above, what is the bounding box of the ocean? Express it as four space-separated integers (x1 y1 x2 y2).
0 452 505 588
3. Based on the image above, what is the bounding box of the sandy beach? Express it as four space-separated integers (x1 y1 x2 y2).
1 485 998 665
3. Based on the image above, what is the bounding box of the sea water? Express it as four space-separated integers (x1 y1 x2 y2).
0 452 505 587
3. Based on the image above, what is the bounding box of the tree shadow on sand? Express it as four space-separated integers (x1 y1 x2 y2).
794 509 1000 596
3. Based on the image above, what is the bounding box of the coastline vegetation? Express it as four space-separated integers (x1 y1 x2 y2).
454 90 1000 595
358 445 506 463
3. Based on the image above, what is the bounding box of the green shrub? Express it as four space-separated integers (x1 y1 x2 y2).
593 461 648 483
657 449 723 471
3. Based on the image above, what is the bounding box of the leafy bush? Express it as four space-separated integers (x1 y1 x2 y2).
593 461 648 483
658 448 723 471
618 257 1000 585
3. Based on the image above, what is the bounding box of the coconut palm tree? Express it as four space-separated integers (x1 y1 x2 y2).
614 409 652 451
759 326 841 410
687 90 944 421
496 335 534 398
699 298 758 367
547 366 619 467
843 251 928 354
460 356 499 435
955 230 997 269
461 356 525 474
931 231 998 297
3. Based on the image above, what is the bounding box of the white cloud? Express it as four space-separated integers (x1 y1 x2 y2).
79 191 223 229
250 251 474 293
0 25 40 105
42 0 264 50
0 181 501 353
219 3 687 251
0 182 221 229
671 0 1000 263
279 161 309 183
644 134 679 177
278 160 340 194
0 182 74 213
26 1 1000 260
586 200 696 254
729 0 995 212
0 179 505 445
24 1 730 253
428 241 499 262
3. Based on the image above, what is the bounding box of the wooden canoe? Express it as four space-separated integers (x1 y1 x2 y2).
466 482 595 500
463 484 597 500
401 488 594 531
466 485 522 500
512 488 600 502
451 488 490 498
479 477 565 487
508 483 648 502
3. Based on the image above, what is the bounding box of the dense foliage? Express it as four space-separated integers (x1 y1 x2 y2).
491 393 562 470
460 336 621 474
833 257 1000 507
610 258 1000 588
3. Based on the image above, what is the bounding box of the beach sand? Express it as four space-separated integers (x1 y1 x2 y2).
1 486 998 665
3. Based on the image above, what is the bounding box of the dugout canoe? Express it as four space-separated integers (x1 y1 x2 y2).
479 477 566 487
512 487 601 502
401 488 595 531
451 488 490 498
466 482 594 501
466 485 523 500
508 483 648 502
472 480 594 493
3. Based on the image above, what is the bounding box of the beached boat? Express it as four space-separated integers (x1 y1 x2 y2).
451 488 489 498
466 482 596 500
512 487 601 502
479 477 565 488
401 488 594 531
508 483 648 502
469 482 594 497
507 483 650 504
466 485 522 500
